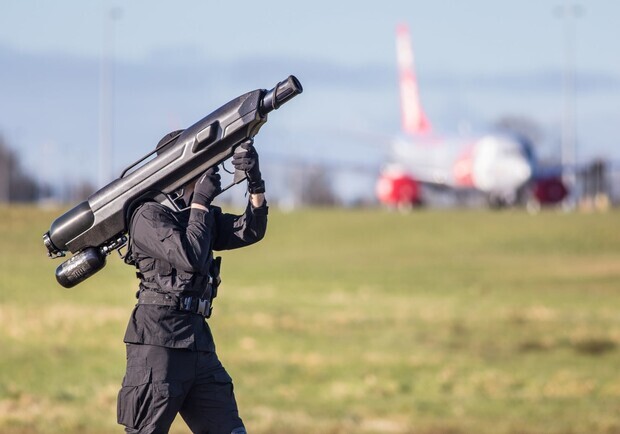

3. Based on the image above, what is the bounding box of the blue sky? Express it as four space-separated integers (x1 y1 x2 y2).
0 1 618 200
2 1 618 71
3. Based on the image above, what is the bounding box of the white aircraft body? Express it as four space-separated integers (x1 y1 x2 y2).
376 24 565 208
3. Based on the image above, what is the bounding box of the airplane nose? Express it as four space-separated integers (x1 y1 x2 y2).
508 156 532 185
491 154 532 191
471 137 533 193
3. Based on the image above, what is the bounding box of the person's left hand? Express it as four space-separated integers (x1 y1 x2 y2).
232 140 262 186
232 139 265 194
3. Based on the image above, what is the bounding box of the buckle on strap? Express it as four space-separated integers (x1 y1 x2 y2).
179 295 212 318
196 298 210 317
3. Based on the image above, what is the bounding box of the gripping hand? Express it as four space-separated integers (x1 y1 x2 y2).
232 140 265 194
192 167 221 207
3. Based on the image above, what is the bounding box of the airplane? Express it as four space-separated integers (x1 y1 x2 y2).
375 23 568 209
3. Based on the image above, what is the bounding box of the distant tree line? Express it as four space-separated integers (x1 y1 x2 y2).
0 135 41 202
0 134 343 206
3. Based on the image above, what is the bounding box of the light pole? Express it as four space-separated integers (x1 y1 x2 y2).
98 6 122 188
556 1 583 209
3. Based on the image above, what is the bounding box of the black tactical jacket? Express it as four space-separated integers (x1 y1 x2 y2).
123 200 268 351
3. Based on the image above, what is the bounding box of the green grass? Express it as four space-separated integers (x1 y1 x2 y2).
1 205 620 433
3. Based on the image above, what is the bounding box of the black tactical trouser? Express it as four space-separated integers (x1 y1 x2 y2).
117 343 245 434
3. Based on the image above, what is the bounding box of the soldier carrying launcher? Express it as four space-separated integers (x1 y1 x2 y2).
43 76 303 433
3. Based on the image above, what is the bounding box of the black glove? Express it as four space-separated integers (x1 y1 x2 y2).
192 167 221 207
232 140 265 194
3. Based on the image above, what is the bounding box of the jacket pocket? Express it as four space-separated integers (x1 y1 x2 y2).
117 366 152 429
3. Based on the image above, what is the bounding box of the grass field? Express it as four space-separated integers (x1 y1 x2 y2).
1 204 620 433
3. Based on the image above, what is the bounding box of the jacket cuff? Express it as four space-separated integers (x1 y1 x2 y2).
248 179 265 194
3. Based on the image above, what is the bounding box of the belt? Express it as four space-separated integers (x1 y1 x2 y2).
137 291 213 318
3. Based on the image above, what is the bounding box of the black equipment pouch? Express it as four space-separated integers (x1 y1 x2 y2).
194 255 221 318
210 256 222 300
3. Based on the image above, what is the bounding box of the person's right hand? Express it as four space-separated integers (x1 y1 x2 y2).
192 167 221 207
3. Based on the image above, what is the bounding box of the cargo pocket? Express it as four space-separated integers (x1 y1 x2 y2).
154 261 174 288
213 370 234 400
117 366 153 429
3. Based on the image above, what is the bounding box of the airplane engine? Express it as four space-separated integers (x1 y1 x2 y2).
376 168 421 209
533 176 568 204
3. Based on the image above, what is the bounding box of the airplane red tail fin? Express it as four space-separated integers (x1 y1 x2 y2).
396 23 432 136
